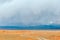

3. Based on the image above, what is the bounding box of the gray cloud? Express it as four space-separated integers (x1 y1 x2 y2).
0 0 60 26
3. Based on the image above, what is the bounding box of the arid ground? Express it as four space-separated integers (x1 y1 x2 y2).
0 30 60 40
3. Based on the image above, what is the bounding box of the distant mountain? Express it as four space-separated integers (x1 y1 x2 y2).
0 24 60 30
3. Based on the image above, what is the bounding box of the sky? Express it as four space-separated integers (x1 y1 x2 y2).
0 0 60 26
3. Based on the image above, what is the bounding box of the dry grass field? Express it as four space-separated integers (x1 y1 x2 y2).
0 30 60 40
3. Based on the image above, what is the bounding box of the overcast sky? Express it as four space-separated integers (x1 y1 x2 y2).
0 0 60 26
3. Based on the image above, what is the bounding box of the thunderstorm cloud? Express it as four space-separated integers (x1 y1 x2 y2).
0 0 60 26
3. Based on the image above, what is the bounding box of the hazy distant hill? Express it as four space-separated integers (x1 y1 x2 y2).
0 24 60 30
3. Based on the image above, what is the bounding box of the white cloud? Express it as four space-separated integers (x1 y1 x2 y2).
0 0 60 26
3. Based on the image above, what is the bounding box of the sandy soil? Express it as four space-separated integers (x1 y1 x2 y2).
0 30 60 40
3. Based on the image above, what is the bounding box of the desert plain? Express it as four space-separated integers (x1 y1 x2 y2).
0 30 60 40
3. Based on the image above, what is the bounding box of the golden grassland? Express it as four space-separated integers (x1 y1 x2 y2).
0 30 60 40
